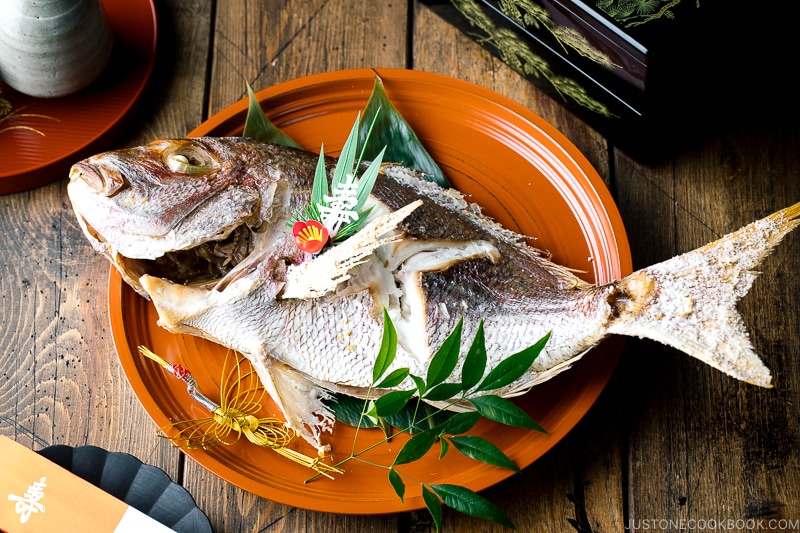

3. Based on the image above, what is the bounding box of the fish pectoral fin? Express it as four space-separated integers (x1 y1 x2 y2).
280 200 422 300
247 356 335 454
140 273 261 331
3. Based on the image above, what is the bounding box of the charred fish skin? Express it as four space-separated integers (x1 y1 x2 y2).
67 137 799 450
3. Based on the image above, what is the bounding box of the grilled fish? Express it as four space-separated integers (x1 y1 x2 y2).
68 137 800 450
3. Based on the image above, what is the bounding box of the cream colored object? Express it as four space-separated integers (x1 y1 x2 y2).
0 0 113 98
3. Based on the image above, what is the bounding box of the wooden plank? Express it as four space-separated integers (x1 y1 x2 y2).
120 0 213 143
208 0 408 115
614 120 800 529
0 180 179 475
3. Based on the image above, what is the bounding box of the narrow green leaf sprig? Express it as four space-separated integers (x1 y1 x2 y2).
284 111 386 254
315 313 550 531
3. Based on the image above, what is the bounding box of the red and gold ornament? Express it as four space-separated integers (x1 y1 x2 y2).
292 219 329 254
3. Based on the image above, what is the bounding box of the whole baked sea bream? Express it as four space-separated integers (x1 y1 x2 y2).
67 137 800 450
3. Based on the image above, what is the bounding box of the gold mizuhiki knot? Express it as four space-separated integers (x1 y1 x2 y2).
138 346 343 478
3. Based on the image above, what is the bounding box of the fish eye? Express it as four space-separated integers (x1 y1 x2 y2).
163 146 217 174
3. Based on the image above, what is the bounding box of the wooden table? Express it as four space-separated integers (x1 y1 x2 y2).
2 1 799 531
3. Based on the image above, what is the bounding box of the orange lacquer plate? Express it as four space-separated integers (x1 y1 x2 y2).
0 0 157 194
108 68 632 514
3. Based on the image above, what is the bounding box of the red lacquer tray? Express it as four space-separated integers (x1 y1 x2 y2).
108 68 631 513
0 0 157 194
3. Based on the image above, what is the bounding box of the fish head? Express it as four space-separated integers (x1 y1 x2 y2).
68 137 305 295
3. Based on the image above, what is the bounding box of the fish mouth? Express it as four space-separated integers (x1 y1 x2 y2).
70 162 126 196
123 224 254 287
77 213 255 291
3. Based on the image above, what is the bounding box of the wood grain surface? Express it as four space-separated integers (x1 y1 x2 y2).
1 1 798 532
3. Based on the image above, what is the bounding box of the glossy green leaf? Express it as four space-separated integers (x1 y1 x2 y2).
384 402 454 434
363 399 379 425
358 74 450 188
409 374 427 397
437 411 481 436
388 468 405 503
438 436 450 459
375 367 410 389
242 83 301 148
426 318 462 390
449 435 520 472
461 320 487 391
422 486 443 533
428 484 515 530
375 389 417 418
372 309 397 384
325 394 376 429
468 395 546 432
423 382 464 402
477 332 550 392
393 428 438 465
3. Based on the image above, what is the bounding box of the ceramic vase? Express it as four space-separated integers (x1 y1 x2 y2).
0 0 113 98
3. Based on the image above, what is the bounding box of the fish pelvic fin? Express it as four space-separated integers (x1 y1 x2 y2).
607 202 800 388
248 357 335 454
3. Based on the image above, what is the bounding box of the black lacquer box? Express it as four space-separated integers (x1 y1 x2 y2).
422 0 797 162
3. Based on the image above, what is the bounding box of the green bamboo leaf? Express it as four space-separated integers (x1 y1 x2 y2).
428 484 515 530
372 309 397 384
353 147 385 213
423 382 464 402
358 74 450 188
332 113 361 189
468 395 546 432
375 367 410 389
461 320 487 391
311 145 329 208
394 428 438 465
375 389 417 418
388 468 405 503
355 106 381 170
242 83 301 148
449 435 520 472
422 486 443 533
426 318 463 390
476 332 550 392
437 411 481 436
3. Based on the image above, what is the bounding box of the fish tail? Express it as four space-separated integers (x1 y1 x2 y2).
607 202 800 387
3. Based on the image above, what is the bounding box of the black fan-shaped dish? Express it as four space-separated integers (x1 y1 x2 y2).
37 445 212 533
